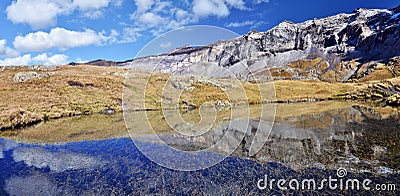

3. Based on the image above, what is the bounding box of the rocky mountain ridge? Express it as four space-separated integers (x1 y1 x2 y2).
82 5 400 82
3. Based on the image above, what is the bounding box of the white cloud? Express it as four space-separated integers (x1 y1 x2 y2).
192 0 230 18
0 40 19 58
72 0 122 19
119 27 143 43
139 12 164 26
224 0 247 10
13 27 117 52
32 53 68 65
72 0 110 10
6 0 121 29
0 53 68 66
125 0 254 43
254 0 269 3
127 1 195 40
159 42 171 48
6 0 72 30
227 20 268 29
226 20 256 28
0 54 32 65
135 0 154 13
103 29 120 44
82 10 104 19
176 9 189 20
192 0 248 18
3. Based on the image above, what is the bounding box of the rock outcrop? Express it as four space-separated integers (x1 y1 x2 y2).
13 72 50 83
117 6 400 82
335 77 400 106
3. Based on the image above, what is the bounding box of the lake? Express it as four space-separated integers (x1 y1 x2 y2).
0 101 399 195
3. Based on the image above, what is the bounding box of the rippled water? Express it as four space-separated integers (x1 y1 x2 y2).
0 101 399 195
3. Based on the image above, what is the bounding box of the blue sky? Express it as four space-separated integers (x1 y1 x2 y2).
0 0 399 65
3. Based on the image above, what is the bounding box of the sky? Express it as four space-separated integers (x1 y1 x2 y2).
0 0 399 65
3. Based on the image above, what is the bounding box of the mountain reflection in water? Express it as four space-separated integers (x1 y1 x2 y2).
0 101 399 195
0 137 399 195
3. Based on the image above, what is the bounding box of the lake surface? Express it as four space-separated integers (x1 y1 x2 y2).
0 101 399 195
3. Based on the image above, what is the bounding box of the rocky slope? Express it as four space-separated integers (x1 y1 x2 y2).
115 6 400 82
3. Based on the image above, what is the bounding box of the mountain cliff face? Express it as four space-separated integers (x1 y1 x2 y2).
120 6 400 81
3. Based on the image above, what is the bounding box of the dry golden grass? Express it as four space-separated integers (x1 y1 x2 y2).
319 70 337 82
288 58 327 69
0 64 366 131
0 113 128 143
358 68 394 82
272 80 357 101
181 83 229 106
0 65 126 130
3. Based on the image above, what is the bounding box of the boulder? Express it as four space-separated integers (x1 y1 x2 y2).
98 107 116 115
13 72 49 83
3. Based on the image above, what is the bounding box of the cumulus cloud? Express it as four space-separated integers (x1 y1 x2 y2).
0 40 19 58
124 0 256 43
224 0 247 10
13 27 117 52
0 54 32 65
126 0 194 41
192 0 248 18
6 0 72 30
72 0 123 19
139 12 164 26
82 10 104 19
32 53 68 65
193 0 230 18
6 0 121 29
0 53 68 65
135 0 154 13
119 27 143 43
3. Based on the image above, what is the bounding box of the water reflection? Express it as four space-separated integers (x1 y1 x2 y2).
0 101 399 194
0 138 398 195
130 102 400 174
13 147 107 172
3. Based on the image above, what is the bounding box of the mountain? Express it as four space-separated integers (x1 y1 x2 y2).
69 59 131 67
89 6 400 82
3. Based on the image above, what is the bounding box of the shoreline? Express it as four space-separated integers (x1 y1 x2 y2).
0 98 396 133
1 65 399 132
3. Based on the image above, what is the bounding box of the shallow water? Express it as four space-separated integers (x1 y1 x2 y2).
0 101 399 195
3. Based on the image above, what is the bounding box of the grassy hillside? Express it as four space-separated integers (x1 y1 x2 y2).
0 62 398 131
